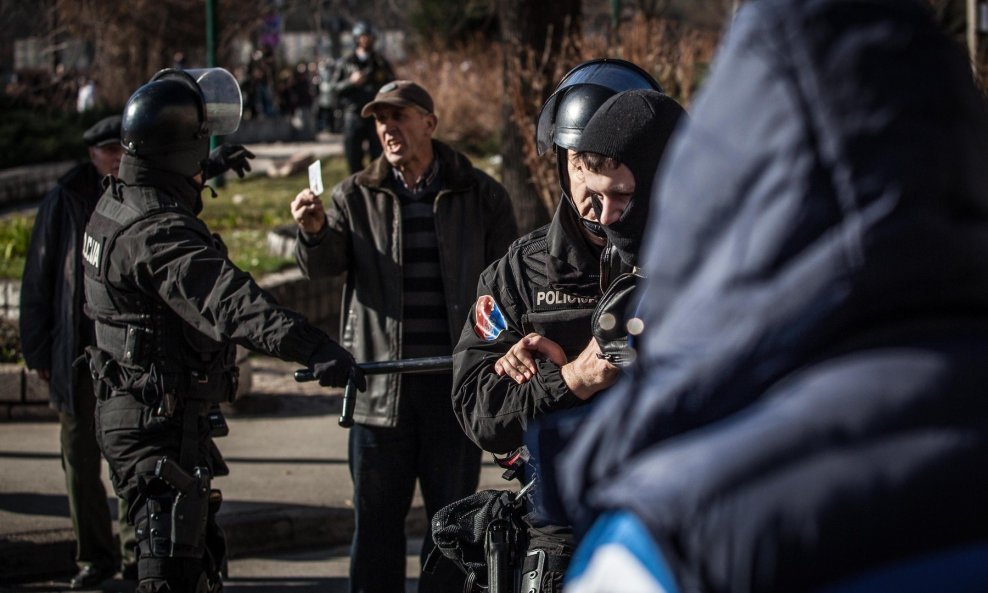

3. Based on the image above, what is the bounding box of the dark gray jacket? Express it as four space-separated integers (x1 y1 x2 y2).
295 141 517 427
21 162 103 415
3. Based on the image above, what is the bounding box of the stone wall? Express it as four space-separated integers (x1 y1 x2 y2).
0 363 54 420
0 161 75 210
257 268 344 339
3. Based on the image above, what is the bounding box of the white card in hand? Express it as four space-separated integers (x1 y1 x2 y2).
308 160 324 196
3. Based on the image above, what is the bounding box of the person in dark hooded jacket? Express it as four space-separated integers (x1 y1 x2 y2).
558 1 988 592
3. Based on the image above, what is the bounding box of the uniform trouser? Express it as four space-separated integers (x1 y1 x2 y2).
95 391 224 593
348 373 482 593
60 367 136 572
343 111 382 174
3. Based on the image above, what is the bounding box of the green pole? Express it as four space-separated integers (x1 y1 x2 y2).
206 0 217 68
206 0 224 185
611 0 621 30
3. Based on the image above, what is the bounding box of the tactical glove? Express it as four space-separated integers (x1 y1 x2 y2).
203 144 255 179
592 272 643 367
308 340 366 390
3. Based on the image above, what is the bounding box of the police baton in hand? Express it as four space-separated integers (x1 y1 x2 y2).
294 356 454 427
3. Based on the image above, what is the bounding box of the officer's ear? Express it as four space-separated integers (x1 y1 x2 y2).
425 112 438 135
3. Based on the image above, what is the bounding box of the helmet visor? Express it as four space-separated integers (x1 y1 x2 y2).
185 68 243 136
535 59 663 155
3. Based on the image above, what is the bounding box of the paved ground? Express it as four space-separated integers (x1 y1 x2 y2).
0 355 506 588
0 541 427 593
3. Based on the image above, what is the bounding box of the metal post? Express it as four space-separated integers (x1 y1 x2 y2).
206 0 224 184
609 0 622 49
969 0 977 66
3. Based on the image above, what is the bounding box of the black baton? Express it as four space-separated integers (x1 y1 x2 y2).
294 356 453 427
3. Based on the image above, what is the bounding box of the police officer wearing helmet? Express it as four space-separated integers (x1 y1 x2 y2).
450 60 686 591
331 20 396 173
83 68 360 593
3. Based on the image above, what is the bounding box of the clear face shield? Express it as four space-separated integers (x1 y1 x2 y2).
535 59 663 155
151 67 243 136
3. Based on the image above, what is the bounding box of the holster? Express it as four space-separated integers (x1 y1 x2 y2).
83 345 117 400
486 518 515 593
155 457 211 555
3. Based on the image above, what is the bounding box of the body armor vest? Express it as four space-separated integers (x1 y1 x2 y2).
82 179 237 405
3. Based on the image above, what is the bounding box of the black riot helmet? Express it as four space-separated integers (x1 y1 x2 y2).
122 68 242 177
536 59 663 156
352 20 376 38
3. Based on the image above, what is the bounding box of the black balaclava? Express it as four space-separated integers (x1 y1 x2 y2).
117 153 207 215
576 89 686 266
556 149 609 241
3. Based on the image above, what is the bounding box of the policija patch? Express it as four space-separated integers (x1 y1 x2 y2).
473 295 507 341
82 232 103 269
533 289 595 311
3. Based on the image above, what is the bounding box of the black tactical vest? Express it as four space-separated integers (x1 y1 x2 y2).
82 179 237 405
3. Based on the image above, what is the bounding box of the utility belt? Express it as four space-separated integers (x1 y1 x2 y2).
84 343 238 413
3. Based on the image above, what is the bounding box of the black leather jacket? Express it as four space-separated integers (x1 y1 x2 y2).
295 141 518 427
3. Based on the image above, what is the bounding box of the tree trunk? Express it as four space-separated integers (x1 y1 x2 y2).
498 0 581 235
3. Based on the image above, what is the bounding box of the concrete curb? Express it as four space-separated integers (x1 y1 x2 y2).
0 503 429 585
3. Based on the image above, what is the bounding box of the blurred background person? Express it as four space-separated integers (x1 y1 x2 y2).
20 115 136 590
330 20 395 173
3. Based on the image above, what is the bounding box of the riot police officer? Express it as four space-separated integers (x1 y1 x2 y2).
82 68 359 593
450 61 686 592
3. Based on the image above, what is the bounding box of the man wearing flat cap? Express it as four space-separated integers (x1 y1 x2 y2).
291 80 518 592
21 115 136 589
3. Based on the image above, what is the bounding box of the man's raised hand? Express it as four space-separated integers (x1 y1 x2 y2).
291 189 328 235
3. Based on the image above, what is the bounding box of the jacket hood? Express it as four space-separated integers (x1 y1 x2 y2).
558 0 988 531
543 198 606 296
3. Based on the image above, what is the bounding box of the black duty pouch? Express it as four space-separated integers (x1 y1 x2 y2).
427 489 527 592
591 271 644 367
83 345 119 400
207 406 229 437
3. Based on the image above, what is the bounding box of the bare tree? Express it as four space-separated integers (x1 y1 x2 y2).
498 0 581 234
631 0 674 19
54 0 268 107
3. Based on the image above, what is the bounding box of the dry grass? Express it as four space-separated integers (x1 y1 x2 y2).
399 17 718 218
399 39 505 154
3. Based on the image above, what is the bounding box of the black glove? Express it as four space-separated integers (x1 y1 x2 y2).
308 340 366 390
203 144 255 180
592 272 643 368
